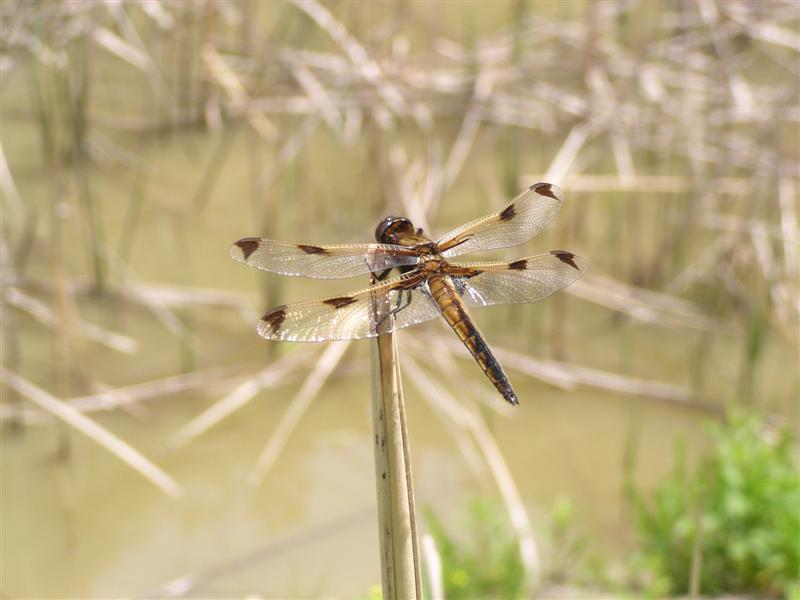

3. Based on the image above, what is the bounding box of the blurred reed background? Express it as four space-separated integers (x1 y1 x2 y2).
1 1 798 598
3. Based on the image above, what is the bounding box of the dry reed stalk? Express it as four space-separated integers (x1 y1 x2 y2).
425 333 720 413
246 341 349 487
442 68 494 191
290 62 343 137
386 139 431 234
256 113 321 199
749 223 798 343
0 356 326 424
5 287 138 354
201 43 278 142
0 238 24 431
567 274 720 332
401 337 499 479
116 166 148 265
422 533 445 600
96 3 175 118
0 144 22 222
666 235 735 295
543 122 597 185
292 0 411 120
14 278 259 328
778 176 799 285
39 59 82 470
116 281 258 317
401 353 541 588
169 349 313 448
371 310 421 598
2 369 182 498
97 248 193 338
419 140 443 218
192 125 240 211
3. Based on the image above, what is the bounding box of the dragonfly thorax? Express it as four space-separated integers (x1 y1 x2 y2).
417 254 447 274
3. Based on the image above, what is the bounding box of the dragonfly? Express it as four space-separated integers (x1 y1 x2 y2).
231 182 585 406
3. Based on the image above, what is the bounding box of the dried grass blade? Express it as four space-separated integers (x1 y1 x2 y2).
401 340 490 477
247 341 350 487
422 533 445 600
1 369 182 498
610 130 636 188
425 333 715 410
543 122 596 184
169 350 312 448
259 114 322 192
0 363 282 424
202 44 278 142
290 63 343 135
92 27 151 71
443 70 494 191
140 0 175 29
389 143 430 234
778 176 799 283
93 5 174 113
568 275 720 331
0 144 22 217
402 355 541 584
292 0 410 118
5 287 138 354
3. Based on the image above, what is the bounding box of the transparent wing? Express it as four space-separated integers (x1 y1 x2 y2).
257 273 443 342
230 238 419 279
436 183 564 258
448 251 586 308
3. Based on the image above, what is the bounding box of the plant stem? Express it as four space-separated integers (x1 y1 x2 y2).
689 497 705 599
371 326 422 599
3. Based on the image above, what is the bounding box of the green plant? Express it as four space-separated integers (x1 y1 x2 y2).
629 412 800 598
425 498 527 599
544 495 591 584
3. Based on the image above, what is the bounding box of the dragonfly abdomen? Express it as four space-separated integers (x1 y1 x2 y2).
429 276 519 405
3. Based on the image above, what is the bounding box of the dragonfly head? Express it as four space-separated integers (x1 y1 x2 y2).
375 216 415 244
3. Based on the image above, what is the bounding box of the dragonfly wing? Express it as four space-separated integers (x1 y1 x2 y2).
231 238 419 279
447 251 586 308
257 272 443 342
436 183 564 258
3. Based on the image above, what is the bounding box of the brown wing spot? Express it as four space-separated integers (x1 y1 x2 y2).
552 250 580 270
508 259 528 271
499 204 516 222
235 238 260 260
323 296 358 309
262 306 287 334
298 244 328 255
531 182 559 201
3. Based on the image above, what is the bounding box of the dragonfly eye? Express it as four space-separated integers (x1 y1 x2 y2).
375 217 414 244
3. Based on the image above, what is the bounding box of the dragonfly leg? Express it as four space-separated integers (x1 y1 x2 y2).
362 255 394 281
374 289 413 332
392 289 415 319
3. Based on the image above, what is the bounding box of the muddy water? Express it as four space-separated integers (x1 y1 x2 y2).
2 104 797 598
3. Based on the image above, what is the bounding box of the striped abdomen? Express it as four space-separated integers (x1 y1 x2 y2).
427 276 518 405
